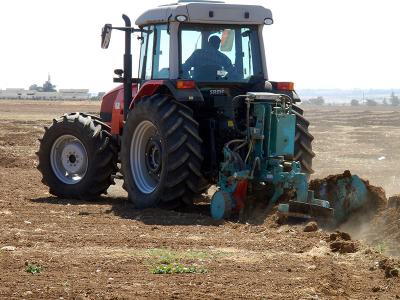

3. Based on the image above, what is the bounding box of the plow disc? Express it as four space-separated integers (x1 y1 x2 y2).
309 170 385 224
277 171 385 225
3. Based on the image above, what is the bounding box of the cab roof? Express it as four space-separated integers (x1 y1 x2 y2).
135 0 273 26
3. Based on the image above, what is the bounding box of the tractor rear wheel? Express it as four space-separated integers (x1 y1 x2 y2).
120 94 205 208
37 113 117 199
292 105 315 175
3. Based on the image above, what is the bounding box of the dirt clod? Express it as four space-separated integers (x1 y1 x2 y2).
386 268 399 278
304 221 319 232
328 231 358 253
330 240 358 253
378 258 400 278
329 231 351 241
372 286 381 293
388 195 400 208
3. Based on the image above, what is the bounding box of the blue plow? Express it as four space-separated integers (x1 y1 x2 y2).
209 92 373 223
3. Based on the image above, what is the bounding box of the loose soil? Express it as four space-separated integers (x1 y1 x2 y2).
0 100 399 299
352 199 400 256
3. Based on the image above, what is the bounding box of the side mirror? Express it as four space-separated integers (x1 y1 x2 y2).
114 69 124 77
101 24 112 49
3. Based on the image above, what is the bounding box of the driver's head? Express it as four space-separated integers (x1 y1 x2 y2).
208 35 221 50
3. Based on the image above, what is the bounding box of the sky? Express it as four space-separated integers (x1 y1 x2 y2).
0 0 399 93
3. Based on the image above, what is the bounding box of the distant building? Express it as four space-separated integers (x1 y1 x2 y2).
0 74 90 100
0 88 90 100
58 89 90 100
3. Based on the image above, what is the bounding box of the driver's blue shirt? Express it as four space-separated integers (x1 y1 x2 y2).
182 47 235 74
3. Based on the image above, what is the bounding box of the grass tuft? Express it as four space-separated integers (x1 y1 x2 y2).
147 248 208 274
376 243 386 254
25 263 42 274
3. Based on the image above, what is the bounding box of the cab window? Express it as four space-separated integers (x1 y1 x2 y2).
138 24 170 80
152 25 170 79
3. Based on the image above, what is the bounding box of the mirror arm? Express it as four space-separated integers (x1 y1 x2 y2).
111 26 143 33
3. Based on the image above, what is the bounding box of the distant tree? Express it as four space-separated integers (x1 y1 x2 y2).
29 84 40 91
308 96 325 105
383 98 388 105
350 99 359 106
389 92 400 106
366 99 378 106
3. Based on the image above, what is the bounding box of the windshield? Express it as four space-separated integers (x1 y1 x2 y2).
179 24 263 82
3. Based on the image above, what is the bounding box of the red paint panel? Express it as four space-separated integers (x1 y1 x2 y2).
100 84 138 117
101 83 138 135
111 96 123 135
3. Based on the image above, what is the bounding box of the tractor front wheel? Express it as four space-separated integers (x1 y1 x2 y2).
120 94 205 208
37 113 117 199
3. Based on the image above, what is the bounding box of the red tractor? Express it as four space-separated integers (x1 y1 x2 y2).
37 1 315 215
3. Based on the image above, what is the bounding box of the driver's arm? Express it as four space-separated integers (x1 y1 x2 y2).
221 55 235 74
182 50 200 74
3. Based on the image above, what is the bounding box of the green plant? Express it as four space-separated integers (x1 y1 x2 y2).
25 263 42 274
147 248 209 274
376 243 386 254
151 263 207 274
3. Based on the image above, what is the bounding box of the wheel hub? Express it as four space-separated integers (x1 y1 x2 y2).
145 137 162 176
60 142 86 174
50 135 88 185
69 155 76 164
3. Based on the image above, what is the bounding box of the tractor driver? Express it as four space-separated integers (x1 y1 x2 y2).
182 35 235 79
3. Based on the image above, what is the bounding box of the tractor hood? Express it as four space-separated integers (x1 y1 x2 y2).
135 1 273 26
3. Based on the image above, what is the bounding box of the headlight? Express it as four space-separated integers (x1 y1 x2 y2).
175 15 188 22
264 18 273 25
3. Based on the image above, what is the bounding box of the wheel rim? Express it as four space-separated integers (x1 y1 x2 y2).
130 120 162 194
50 134 88 185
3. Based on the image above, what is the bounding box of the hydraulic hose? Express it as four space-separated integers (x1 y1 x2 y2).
250 157 261 178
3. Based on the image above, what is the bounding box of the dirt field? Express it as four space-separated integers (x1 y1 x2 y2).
0 100 399 299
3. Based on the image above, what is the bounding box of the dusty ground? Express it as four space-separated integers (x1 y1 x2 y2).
0 100 399 299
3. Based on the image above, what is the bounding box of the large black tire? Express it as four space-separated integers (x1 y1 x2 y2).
120 94 205 209
37 113 117 199
292 105 315 175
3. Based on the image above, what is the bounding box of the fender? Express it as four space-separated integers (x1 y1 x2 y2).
101 80 203 135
